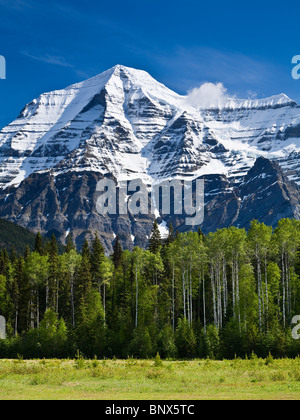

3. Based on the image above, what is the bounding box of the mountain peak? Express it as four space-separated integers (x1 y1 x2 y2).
0 65 299 249
72 64 157 89
0 65 300 191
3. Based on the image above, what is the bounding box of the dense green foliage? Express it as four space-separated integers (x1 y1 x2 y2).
0 219 65 255
1 218 300 360
0 219 37 254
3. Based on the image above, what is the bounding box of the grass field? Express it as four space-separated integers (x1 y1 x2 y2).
1 357 300 400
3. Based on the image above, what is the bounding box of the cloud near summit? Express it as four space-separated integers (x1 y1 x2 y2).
186 82 230 109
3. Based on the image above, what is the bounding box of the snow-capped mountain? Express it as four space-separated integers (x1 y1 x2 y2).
0 65 299 251
1 64 300 188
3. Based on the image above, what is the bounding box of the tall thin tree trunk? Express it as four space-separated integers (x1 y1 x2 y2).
71 275 75 327
223 258 227 318
187 269 190 325
46 280 49 310
235 258 241 331
30 291 35 329
190 262 193 326
172 263 175 332
36 290 40 329
282 252 286 328
203 266 206 335
183 269 186 320
265 257 268 329
56 278 59 314
135 266 138 328
104 283 106 325
15 307 18 336
211 265 217 328
232 262 236 319
257 257 262 331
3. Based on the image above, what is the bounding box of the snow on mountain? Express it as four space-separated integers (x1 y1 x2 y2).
0 64 300 191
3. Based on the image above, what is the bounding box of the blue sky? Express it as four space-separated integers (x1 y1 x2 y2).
0 0 299 128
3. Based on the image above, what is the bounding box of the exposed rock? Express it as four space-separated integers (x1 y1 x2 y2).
0 65 299 251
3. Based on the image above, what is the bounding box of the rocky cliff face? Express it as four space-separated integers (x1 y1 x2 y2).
0 65 299 251
0 157 298 253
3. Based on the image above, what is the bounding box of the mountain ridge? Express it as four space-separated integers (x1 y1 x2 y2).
1 65 300 188
0 65 299 251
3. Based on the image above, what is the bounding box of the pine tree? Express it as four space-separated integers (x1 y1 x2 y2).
164 223 175 246
24 245 31 260
90 233 105 289
148 219 162 254
34 232 44 255
111 236 123 316
0 249 9 277
11 257 23 335
75 245 92 327
112 236 123 269
47 234 59 312
198 227 205 239
10 248 17 264
81 238 90 259
66 234 75 253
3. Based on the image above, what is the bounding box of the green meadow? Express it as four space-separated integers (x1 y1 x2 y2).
1 357 300 400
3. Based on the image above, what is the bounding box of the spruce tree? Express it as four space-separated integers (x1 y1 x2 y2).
47 234 58 312
76 244 92 327
0 249 9 277
81 238 90 259
90 233 105 287
164 222 175 247
24 245 31 260
66 234 75 253
112 236 123 269
198 227 205 240
148 219 162 254
11 256 23 335
34 232 44 255
10 247 17 264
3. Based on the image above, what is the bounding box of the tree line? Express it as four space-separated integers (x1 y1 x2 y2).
1 218 300 359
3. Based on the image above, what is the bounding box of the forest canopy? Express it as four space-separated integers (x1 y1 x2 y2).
1 219 300 360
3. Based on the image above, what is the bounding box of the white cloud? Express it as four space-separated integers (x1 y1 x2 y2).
186 82 230 109
21 51 73 68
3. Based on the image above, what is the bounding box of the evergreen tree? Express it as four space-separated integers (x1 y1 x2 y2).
148 219 162 254
47 234 59 312
90 234 104 276
34 232 44 255
12 256 25 335
66 234 75 253
164 223 175 246
10 248 17 264
112 236 123 269
198 226 205 239
81 238 90 259
24 245 31 260
76 242 92 326
0 217 300 359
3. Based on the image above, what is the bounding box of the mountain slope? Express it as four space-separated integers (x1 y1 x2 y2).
0 156 298 253
0 218 65 254
0 218 37 253
1 65 300 188
0 65 299 250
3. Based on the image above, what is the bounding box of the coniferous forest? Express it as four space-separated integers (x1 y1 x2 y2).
1 218 300 360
